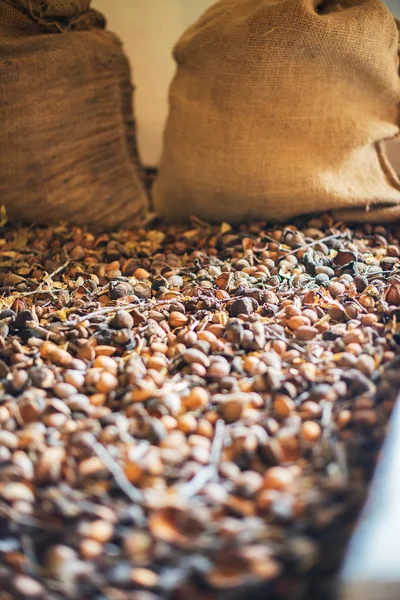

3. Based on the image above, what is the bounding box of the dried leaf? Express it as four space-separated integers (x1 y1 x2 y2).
386 282 400 306
16 267 32 276
215 272 233 290
303 290 317 305
149 507 205 548
0 251 19 259
0 205 7 227
2 273 26 287
57 309 68 322
207 554 251 589
333 250 357 267
147 230 165 247
182 229 200 239
242 237 254 251
12 229 29 249
220 222 231 234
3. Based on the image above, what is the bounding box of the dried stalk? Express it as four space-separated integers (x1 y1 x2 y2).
91 439 145 505
179 420 226 499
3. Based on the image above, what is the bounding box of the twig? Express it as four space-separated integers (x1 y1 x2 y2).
93 284 110 297
264 324 305 353
351 299 368 315
0 501 61 533
279 233 343 259
5 247 44 256
91 440 144 505
262 233 281 245
366 270 400 280
15 516 61 533
62 303 142 326
38 259 70 284
321 401 334 432
210 419 226 468
179 420 225 499
178 465 215 500
18 288 66 298
334 442 349 483
21 534 39 577
18 259 71 297
25 321 51 340
46 295 192 329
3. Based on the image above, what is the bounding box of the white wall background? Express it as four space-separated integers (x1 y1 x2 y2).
387 0 400 16
93 0 215 167
93 0 400 169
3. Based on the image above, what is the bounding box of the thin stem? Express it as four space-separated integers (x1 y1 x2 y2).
91 440 144 505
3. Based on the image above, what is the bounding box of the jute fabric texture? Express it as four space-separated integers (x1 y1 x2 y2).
0 0 148 228
153 0 400 224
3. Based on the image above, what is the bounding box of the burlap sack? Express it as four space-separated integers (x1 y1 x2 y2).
0 0 148 228
14 0 92 18
153 0 400 224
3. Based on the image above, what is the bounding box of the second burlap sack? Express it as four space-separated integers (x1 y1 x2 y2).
0 0 148 228
153 0 400 224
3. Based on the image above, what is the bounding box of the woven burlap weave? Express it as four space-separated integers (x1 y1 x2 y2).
14 0 91 19
0 0 148 228
153 0 400 224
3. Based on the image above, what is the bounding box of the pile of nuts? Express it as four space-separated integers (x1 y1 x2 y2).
0 212 399 599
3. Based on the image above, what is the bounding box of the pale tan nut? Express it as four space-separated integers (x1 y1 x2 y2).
273 395 295 418
185 386 210 410
40 341 73 367
299 401 322 419
263 467 294 491
294 326 318 341
169 311 188 328
287 315 311 330
12 451 34 480
95 371 118 394
328 281 346 298
93 355 118 374
207 359 231 379
0 430 18 449
13 575 44 598
130 568 159 588
134 268 151 280
337 410 352 429
183 348 211 368
94 345 117 357
219 398 244 424
1 483 35 503
80 539 103 560
78 520 114 544
301 421 322 442
35 447 66 483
